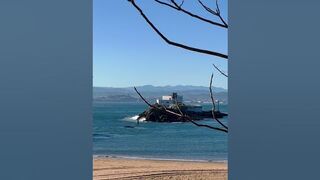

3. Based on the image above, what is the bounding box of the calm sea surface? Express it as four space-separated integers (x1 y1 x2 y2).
93 102 228 161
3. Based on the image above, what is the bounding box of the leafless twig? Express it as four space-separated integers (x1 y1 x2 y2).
154 0 227 28
213 63 228 77
128 0 228 59
198 0 228 28
209 74 228 130
179 0 184 7
174 100 183 115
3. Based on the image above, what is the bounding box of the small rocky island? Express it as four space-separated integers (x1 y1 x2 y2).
137 93 227 122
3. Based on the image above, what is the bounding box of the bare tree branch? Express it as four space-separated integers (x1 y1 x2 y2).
179 0 184 8
134 86 228 133
198 0 228 28
209 73 228 130
134 87 155 107
209 74 216 111
128 0 228 59
174 99 183 115
213 63 228 77
154 0 227 28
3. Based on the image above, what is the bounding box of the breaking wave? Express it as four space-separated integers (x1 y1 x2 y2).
123 115 146 122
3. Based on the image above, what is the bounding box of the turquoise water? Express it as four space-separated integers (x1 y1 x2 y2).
93 102 228 161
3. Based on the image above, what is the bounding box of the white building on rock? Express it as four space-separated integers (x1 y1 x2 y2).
156 92 203 112
156 92 183 107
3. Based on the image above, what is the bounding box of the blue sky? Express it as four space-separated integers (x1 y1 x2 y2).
93 0 228 89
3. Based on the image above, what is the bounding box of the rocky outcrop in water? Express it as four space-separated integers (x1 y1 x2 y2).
137 104 227 123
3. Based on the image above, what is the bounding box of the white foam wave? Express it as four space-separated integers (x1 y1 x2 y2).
123 115 146 122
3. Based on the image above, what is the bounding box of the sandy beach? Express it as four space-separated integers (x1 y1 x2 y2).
93 157 227 180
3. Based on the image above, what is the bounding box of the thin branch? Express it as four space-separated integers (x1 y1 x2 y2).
134 86 155 108
209 74 216 111
198 0 217 15
179 0 184 8
209 74 228 130
154 0 227 28
198 0 228 28
134 86 228 133
129 0 228 59
174 99 183 115
213 63 228 77
188 116 227 132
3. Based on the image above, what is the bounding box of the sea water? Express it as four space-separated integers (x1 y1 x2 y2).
93 102 228 161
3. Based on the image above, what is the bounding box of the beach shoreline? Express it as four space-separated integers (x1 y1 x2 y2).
93 156 227 180
93 155 227 163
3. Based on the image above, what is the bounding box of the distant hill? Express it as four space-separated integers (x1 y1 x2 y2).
93 85 228 104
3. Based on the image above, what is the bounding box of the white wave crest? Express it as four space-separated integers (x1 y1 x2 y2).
124 115 146 122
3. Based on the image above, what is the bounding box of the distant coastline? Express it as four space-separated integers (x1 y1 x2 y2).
93 85 228 104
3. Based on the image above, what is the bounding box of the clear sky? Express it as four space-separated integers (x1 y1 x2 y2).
93 0 228 89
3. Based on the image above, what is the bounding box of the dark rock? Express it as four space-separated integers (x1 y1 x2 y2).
137 104 228 123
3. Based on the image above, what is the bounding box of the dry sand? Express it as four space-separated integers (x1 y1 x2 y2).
93 157 227 180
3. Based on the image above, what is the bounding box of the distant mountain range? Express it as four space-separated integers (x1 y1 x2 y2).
93 85 228 104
